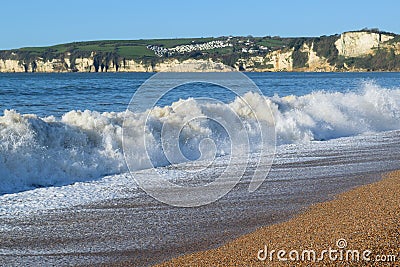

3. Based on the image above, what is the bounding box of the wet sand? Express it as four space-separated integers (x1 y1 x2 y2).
155 170 400 266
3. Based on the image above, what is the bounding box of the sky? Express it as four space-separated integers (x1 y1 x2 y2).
0 0 399 50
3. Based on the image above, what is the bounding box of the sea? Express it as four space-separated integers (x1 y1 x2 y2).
0 72 399 266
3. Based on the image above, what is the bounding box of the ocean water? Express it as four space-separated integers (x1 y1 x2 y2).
1 72 400 117
0 72 399 195
0 72 400 265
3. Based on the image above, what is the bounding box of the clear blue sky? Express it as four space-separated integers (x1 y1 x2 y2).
1 0 399 50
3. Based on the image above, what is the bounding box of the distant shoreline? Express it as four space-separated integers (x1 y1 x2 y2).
1 70 400 74
1 30 399 73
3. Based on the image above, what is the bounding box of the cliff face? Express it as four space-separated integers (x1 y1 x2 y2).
0 57 232 73
335 31 393 57
0 30 399 73
300 43 335 72
237 49 294 72
0 49 295 73
0 59 25 72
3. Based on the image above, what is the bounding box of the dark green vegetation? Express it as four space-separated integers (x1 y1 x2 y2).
337 48 400 71
0 29 399 72
292 50 309 68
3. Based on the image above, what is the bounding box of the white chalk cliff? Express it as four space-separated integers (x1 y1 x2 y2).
335 31 394 57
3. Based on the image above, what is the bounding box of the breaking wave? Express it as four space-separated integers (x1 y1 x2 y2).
1 82 399 194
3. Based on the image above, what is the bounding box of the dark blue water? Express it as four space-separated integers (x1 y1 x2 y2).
0 72 399 117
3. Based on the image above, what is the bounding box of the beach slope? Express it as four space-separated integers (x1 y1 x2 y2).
156 171 400 266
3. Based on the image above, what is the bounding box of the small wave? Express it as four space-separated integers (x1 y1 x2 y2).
1 82 399 194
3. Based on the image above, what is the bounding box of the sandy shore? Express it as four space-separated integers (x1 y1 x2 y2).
154 170 400 266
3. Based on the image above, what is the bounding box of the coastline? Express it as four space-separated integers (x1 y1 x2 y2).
1 30 400 73
154 170 400 266
1 70 400 73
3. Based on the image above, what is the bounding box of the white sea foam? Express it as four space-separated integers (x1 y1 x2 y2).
1 82 399 194
271 82 400 143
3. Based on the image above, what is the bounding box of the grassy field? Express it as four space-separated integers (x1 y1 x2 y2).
8 37 221 59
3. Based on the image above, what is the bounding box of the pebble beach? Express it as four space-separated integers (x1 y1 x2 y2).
155 170 400 266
